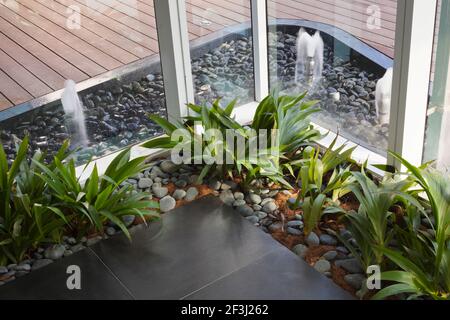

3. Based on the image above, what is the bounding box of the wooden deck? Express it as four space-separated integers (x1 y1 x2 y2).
0 0 397 110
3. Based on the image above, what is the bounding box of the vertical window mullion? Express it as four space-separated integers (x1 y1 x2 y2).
154 0 194 122
388 0 437 168
251 0 269 102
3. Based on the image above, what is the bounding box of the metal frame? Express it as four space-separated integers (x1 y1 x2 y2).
251 0 269 101
154 0 194 122
388 0 438 168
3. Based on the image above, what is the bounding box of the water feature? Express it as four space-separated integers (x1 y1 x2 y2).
375 67 393 125
269 25 390 155
295 28 324 88
0 73 166 164
61 80 89 147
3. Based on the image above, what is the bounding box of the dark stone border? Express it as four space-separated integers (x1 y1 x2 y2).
0 19 392 122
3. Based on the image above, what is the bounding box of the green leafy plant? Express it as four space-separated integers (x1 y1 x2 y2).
373 153 450 300
290 136 355 234
144 98 251 184
295 137 356 199
300 194 344 235
341 171 420 272
143 91 321 189
35 148 159 239
0 137 72 264
251 90 322 159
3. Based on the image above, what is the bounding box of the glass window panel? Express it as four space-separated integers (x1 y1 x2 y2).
423 0 450 171
267 0 398 156
185 0 254 106
0 0 166 164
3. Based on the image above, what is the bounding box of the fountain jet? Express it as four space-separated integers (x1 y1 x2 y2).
375 67 393 125
61 80 89 147
295 28 324 87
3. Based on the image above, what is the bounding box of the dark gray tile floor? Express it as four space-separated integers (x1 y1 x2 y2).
184 249 350 300
0 196 353 300
0 249 133 300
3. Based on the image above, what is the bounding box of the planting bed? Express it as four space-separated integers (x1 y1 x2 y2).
0 150 443 300
0 157 375 298
6 22 441 300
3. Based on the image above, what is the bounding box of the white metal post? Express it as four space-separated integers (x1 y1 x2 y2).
388 0 437 168
154 0 194 122
251 0 269 101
